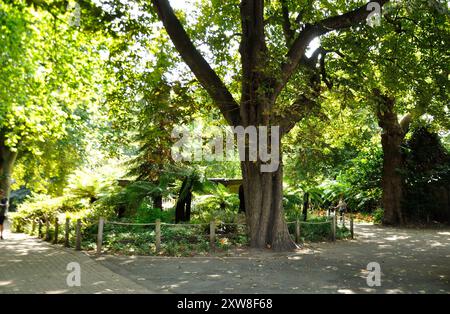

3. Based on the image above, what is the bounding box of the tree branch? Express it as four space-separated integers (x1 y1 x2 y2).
280 0 294 45
276 45 337 134
151 0 240 126
271 0 390 102
276 94 320 135
275 64 322 135
239 0 270 125
400 113 413 134
319 50 333 89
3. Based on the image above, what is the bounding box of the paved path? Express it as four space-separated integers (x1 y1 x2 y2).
0 228 150 294
95 223 450 294
1 223 449 294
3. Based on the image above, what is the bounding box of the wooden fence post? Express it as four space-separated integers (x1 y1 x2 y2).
350 214 354 239
332 214 336 242
45 219 50 241
38 220 42 238
155 219 161 254
64 218 70 247
295 220 300 243
75 219 82 251
53 218 59 244
31 220 36 235
210 220 216 252
97 217 104 255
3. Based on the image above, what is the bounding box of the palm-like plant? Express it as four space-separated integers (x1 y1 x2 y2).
64 169 116 203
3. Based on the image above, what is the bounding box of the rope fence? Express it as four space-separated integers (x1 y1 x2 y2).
16 211 354 256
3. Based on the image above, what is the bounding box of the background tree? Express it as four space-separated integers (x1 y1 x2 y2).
1 0 105 198
321 0 449 224
102 23 198 210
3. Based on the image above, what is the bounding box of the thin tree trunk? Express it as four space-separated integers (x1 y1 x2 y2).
175 178 187 223
185 191 191 222
153 194 163 211
175 177 192 222
238 184 246 213
302 192 309 222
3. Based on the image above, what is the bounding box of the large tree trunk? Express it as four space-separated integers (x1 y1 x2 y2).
376 94 406 225
236 1 296 251
380 130 404 225
241 154 296 251
0 136 18 200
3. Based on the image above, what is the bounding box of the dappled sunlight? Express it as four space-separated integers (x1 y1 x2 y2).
92 281 107 286
0 0 447 296
0 280 13 286
320 285 338 290
45 289 69 294
287 256 303 260
385 289 405 294
360 287 377 293
429 241 447 247
385 235 411 241
324 265 338 271
2 223 450 294
0 232 152 294
118 259 137 266
162 281 190 290
338 289 356 294
377 244 393 249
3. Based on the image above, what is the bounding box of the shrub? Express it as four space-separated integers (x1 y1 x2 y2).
191 184 240 224
373 208 384 224
135 202 174 223
403 127 450 223
10 194 67 232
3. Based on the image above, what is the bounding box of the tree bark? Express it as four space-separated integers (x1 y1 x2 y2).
236 1 295 250
376 94 407 225
302 192 309 222
238 184 246 213
0 136 18 200
175 178 187 223
185 191 191 222
241 149 296 251
153 194 163 211
175 177 192 223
